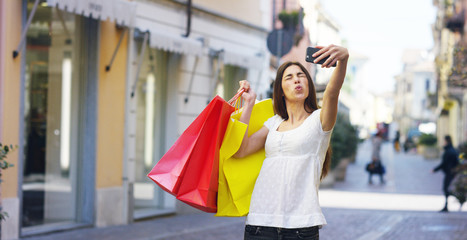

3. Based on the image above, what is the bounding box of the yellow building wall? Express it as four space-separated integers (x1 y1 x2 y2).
449 101 460 147
96 22 128 188
195 0 264 26
1 0 22 198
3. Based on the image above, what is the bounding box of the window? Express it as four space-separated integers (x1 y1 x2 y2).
22 1 94 231
133 42 175 218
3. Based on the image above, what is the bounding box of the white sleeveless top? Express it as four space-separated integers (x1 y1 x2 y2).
246 109 332 228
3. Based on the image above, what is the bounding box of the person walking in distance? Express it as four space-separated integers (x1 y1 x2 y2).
432 135 459 212
234 45 348 240
394 131 400 152
367 131 385 184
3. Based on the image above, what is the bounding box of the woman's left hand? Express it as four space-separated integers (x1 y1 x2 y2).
312 44 349 68
238 80 256 107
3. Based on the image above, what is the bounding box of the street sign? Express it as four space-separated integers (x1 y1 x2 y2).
266 29 294 57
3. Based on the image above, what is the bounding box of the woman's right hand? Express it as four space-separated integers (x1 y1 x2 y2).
238 80 256 106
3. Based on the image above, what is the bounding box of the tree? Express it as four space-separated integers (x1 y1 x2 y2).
450 142 467 210
330 113 358 169
0 143 16 222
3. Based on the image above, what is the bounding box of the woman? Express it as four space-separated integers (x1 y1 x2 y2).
367 131 385 184
234 45 348 240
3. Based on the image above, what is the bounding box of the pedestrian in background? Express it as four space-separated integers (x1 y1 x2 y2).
366 131 385 184
403 136 415 153
394 131 400 152
234 45 349 240
432 135 459 212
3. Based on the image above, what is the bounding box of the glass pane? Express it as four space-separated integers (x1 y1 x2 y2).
22 2 80 227
224 65 247 99
133 46 171 214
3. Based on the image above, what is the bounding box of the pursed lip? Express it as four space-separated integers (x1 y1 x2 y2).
295 85 302 90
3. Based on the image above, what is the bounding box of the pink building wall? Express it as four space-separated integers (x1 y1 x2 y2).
273 0 300 14
0 0 5 141
272 0 316 76
281 30 313 70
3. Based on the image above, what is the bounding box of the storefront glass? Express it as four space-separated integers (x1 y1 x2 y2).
22 1 83 228
133 41 175 217
222 65 247 99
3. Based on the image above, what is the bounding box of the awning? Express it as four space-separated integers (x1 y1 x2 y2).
223 51 264 70
46 0 136 27
443 99 455 110
148 28 203 56
435 98 456 116
134 19 203 56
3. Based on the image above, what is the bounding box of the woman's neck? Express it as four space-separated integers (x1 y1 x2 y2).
285 101 310 124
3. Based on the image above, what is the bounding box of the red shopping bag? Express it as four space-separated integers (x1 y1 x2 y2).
147 99 214 196
176 98 235 212
147 92 243 212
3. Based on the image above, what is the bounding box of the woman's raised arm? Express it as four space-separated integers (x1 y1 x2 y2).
312 45 349 131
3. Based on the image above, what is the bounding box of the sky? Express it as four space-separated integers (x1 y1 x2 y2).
321 0 437 94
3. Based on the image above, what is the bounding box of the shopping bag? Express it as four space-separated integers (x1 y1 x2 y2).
147 99 214 196
216 118 247 216
147 91 243 213
176 98 236 212
365 161 385 174
216 99 274 217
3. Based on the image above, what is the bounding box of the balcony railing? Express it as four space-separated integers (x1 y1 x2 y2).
446 10 465 33
448 45 467 89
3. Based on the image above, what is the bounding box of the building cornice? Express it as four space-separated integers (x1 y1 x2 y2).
144 0 269 33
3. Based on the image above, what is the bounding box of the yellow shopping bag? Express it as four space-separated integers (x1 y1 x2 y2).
216 99 274 217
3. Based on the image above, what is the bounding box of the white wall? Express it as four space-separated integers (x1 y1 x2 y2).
127 0 271 215
300 0 341 86
411 71 435 121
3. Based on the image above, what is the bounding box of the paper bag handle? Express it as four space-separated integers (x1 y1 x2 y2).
228 89 245 106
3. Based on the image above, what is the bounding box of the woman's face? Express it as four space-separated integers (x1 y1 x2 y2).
281 65 309 102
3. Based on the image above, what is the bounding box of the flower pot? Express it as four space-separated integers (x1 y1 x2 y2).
333 158 350 182
419 145 439 160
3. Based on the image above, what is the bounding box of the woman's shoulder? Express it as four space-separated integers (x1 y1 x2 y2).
267 114 283 122
271 114 282 119
308 108 322 121
309 108 333 135
264 114 283 129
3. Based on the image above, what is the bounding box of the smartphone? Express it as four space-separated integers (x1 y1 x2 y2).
305 47 336 67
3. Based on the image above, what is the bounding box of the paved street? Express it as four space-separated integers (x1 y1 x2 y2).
24 140 467 240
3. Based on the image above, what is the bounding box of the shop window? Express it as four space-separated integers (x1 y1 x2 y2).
223 65 247 99
133 43 175 218
22 1 88 230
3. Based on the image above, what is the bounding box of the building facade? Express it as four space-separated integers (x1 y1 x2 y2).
271 0 342 98
432 0 467 148
0 0 271 239
394 49 437 141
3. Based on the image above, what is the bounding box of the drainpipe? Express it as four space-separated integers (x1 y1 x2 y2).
183 0 192 38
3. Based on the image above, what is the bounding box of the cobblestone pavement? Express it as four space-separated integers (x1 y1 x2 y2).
24 141 467 240
321 208 467 240
331 140 445 195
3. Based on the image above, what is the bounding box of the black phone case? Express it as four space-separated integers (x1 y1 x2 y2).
305 47 337 67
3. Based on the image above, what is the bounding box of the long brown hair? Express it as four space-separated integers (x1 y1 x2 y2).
272 61 332 180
